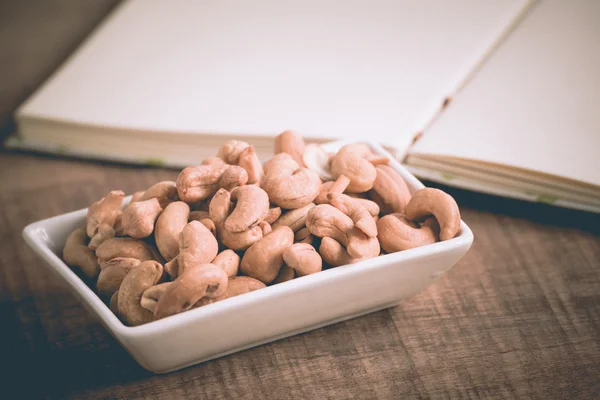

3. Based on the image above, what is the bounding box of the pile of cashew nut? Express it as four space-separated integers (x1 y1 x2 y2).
62 131 462 326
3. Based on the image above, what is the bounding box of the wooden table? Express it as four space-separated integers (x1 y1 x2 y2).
2 2 600 398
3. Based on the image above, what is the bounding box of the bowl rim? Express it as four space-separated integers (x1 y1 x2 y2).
22 139 474 338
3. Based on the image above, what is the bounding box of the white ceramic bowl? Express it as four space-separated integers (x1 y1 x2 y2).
23 140 473 373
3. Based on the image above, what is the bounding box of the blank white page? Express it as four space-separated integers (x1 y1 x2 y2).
18 0 526 150
411 0 600 186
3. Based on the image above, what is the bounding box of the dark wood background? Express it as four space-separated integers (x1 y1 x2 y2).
1 1 599 399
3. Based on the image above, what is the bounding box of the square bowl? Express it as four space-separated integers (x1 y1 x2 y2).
23 140 473 373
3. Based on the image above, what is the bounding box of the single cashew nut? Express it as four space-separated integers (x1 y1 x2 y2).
272 202 315 232
352 198 380 217
194 276 266 307
63 227 100 278
154 264 228 319
377 214 440 253
212 249 240 278
217 140 250 164
319 237 376 267
139 181 179 208
199 218 217 236
140 282 173 313
95 237 157 263
120 198 163 239
274 130 306 166
263 153 299 175
210 188 264 250
283 243 322 276
315 181 334 204
176 162 229 203
405 188 461 241
109 290 120 316
345 227 381 259
328 193 377 238
86 190 124 249
240 226 294 284
370 165 412 214
219 165 249 191
305 204 354 245
262 153 321 209
238 146 264 185
224 185 270 233
273 264 295 284
164 220 219 279
118 260 163 326
155 201 190 261
96 257 141 298
263 207 282 225
330 145 377 193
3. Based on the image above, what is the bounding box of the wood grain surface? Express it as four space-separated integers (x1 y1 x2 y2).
1 1 599 399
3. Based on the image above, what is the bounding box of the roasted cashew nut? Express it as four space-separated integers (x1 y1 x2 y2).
240 226 295 284
224 185 270 233
306 204 378 259
176 161 229 203
140 282 172 313
63 227 100 279
314 176 378 218
95 237 159 263
86 190 124 249
217 141 263 185
263 207 282 225
370 165 412 214
330 145 383 193
377 214 440 253
142 275 264 311
119 198 163 239
96 257 141 298
319 237 373 267
164 221 219 279
138 181 179 208
109 290 120 316
328 193 377 238
217 140 250 164
261 153 321 209
118 260 164 326
155 201 190 261
405 188 461 241
211 249 240 278
209 188 264 250
194 276 266 307
314 181 335 204
283 243 322 276
272 202 315 232
274 130 306 166
238 146 264 185
344 227 381 259
273 264 295 284
154 264 229 319
305 204 354 245
219 165 249 192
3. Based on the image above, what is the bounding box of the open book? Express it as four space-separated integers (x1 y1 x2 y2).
9 0 600 212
